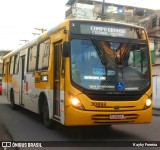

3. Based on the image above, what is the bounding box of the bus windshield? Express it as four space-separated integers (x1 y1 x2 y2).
71 38 150 91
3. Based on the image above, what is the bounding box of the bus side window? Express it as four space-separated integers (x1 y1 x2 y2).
38 39 50 71
2 60 6 76
27 45 37 72
14 54 19 74
10 56 14 75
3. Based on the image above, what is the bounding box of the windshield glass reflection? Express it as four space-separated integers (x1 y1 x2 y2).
71 39 150 91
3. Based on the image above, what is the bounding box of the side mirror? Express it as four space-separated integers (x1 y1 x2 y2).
63 42 71 57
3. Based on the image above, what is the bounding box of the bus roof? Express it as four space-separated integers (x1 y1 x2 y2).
2 19 145 60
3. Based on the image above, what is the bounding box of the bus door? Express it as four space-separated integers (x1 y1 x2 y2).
53 42 63 119
19 55 25 105
2 62 9 96
6 62 9 99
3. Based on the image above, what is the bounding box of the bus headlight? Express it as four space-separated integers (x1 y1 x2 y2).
144 98 152 109
70 97 85 110
146 99 152 107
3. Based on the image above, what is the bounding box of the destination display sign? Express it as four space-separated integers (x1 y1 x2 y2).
70 21 146 40
81 24 127 37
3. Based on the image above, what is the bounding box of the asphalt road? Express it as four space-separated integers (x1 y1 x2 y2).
0 95 160 150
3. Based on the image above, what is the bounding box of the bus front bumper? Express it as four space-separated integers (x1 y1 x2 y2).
64 106 152 126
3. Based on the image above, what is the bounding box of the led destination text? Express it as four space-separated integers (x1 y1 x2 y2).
90 26 126 37
91 26 126 34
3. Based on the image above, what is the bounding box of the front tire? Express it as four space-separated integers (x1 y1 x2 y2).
42 100 53 128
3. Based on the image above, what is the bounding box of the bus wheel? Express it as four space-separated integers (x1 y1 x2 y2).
10 90 16 110
42 100 53 128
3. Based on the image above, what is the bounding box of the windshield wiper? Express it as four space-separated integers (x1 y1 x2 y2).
91 38 107 66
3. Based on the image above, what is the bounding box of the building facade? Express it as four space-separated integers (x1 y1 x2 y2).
65 0 154 24
140 11 160 68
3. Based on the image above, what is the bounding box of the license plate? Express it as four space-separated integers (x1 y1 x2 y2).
110 114 124 120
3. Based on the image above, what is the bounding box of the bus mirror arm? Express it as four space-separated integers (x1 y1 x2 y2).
63 42 71 57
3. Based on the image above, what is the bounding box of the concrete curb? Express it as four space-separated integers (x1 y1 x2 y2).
153 109 160 116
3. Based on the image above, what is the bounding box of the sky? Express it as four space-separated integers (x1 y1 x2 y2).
0 0 160 50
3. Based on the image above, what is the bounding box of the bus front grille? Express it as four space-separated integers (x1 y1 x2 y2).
91 114 139 124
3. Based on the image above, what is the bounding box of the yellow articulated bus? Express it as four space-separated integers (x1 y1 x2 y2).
2 19 152 128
